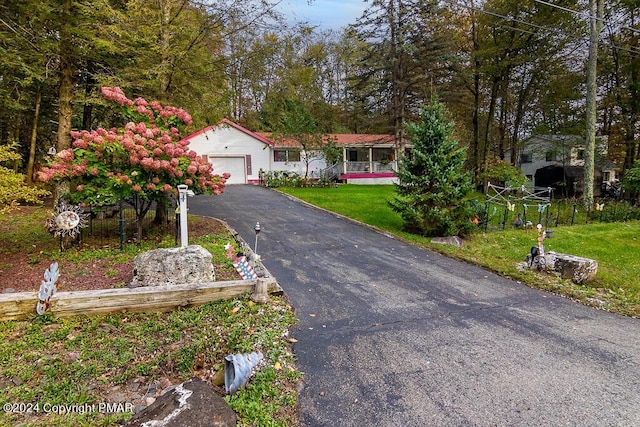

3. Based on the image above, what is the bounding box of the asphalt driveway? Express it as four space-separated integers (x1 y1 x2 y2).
189 185 640 427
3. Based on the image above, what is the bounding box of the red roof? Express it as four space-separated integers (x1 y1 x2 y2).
182 119 396 148
258 132 396 148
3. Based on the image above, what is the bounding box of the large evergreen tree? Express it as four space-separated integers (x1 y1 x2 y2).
390 99 474 237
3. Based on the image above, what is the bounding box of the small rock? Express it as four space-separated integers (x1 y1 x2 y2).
431 236 464 247
211 369 225 387
159 377 172 390
146 384 157 397
127 379 142 392
2 288 15 293
110 393 127 404
66 351 81 361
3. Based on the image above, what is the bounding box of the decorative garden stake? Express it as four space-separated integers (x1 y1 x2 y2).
36 263 59 315
254 222 261 256
233 255 257 280
224 243 236 259
224 352 264 394
537 223 545 255
46 203 88 250
596 202 605 222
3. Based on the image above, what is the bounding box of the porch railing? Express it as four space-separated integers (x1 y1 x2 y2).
319 160 398 179
344 161 397 173
320 163 342 181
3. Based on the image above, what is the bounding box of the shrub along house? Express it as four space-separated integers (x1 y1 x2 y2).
183 119 406 184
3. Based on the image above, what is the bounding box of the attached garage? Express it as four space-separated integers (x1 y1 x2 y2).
208 156 246 184
184 120 268 185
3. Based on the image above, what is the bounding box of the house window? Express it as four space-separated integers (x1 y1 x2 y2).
545 151 556 162
520 153 533 163
273 149 300 162
576 149 585 160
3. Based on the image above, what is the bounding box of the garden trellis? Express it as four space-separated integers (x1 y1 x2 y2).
484 183 553 230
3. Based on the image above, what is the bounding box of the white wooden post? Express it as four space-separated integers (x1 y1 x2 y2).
342 147 347 174
369 147 373 173
178 184 189 247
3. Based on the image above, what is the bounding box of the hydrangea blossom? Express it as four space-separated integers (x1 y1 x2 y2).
38 87 227 210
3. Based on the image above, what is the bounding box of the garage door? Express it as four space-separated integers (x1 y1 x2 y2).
208 156 246 184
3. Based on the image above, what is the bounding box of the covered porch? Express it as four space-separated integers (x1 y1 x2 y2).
321 146 400 184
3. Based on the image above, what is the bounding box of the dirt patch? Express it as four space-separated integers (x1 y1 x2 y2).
0 210 240 293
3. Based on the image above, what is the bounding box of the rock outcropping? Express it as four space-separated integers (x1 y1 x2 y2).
549 252 598 284
124 377 236 427
130 245 215 287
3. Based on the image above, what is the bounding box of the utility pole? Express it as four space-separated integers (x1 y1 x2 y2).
584 0 604 209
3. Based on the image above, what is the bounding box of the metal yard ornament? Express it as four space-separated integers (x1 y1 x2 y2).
46 203 88 239
46 203 89 250
36 263 59 315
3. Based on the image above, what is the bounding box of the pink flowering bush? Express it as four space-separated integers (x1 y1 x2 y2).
38 87 228 229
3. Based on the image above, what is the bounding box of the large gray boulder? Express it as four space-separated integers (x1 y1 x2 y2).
130 245 215 288
124 377 236 427
550 252 598 284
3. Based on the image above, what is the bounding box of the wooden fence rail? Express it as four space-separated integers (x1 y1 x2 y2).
0 279 282 321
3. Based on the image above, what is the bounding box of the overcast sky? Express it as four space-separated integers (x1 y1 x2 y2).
277 0 368 30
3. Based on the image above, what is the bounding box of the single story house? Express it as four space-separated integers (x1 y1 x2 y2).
182 119 405 184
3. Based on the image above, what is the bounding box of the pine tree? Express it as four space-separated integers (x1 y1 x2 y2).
390 99 474 237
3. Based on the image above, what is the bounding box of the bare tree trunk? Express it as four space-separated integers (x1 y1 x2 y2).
482 77 500 190
26 87 42 184
56 0 74 152
583 0 604 209
154 0 174 225
471 18 481 185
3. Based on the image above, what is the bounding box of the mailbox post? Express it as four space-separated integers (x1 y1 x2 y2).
178 185 189 247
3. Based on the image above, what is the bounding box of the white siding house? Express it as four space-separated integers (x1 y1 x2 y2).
183 119 271 184
183 119 402 184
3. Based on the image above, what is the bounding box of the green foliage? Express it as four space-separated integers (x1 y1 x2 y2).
622 160 640 195
480 158 527 188
38 88 227 236
321 137 342 166
390 99 475 237
262 98 325 178
263 171 308 188
0 296 300 427
0 144 49 213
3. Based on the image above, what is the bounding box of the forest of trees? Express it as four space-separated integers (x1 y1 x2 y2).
1 0 639 195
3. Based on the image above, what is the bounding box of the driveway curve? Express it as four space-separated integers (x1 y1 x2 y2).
189 185 640 427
